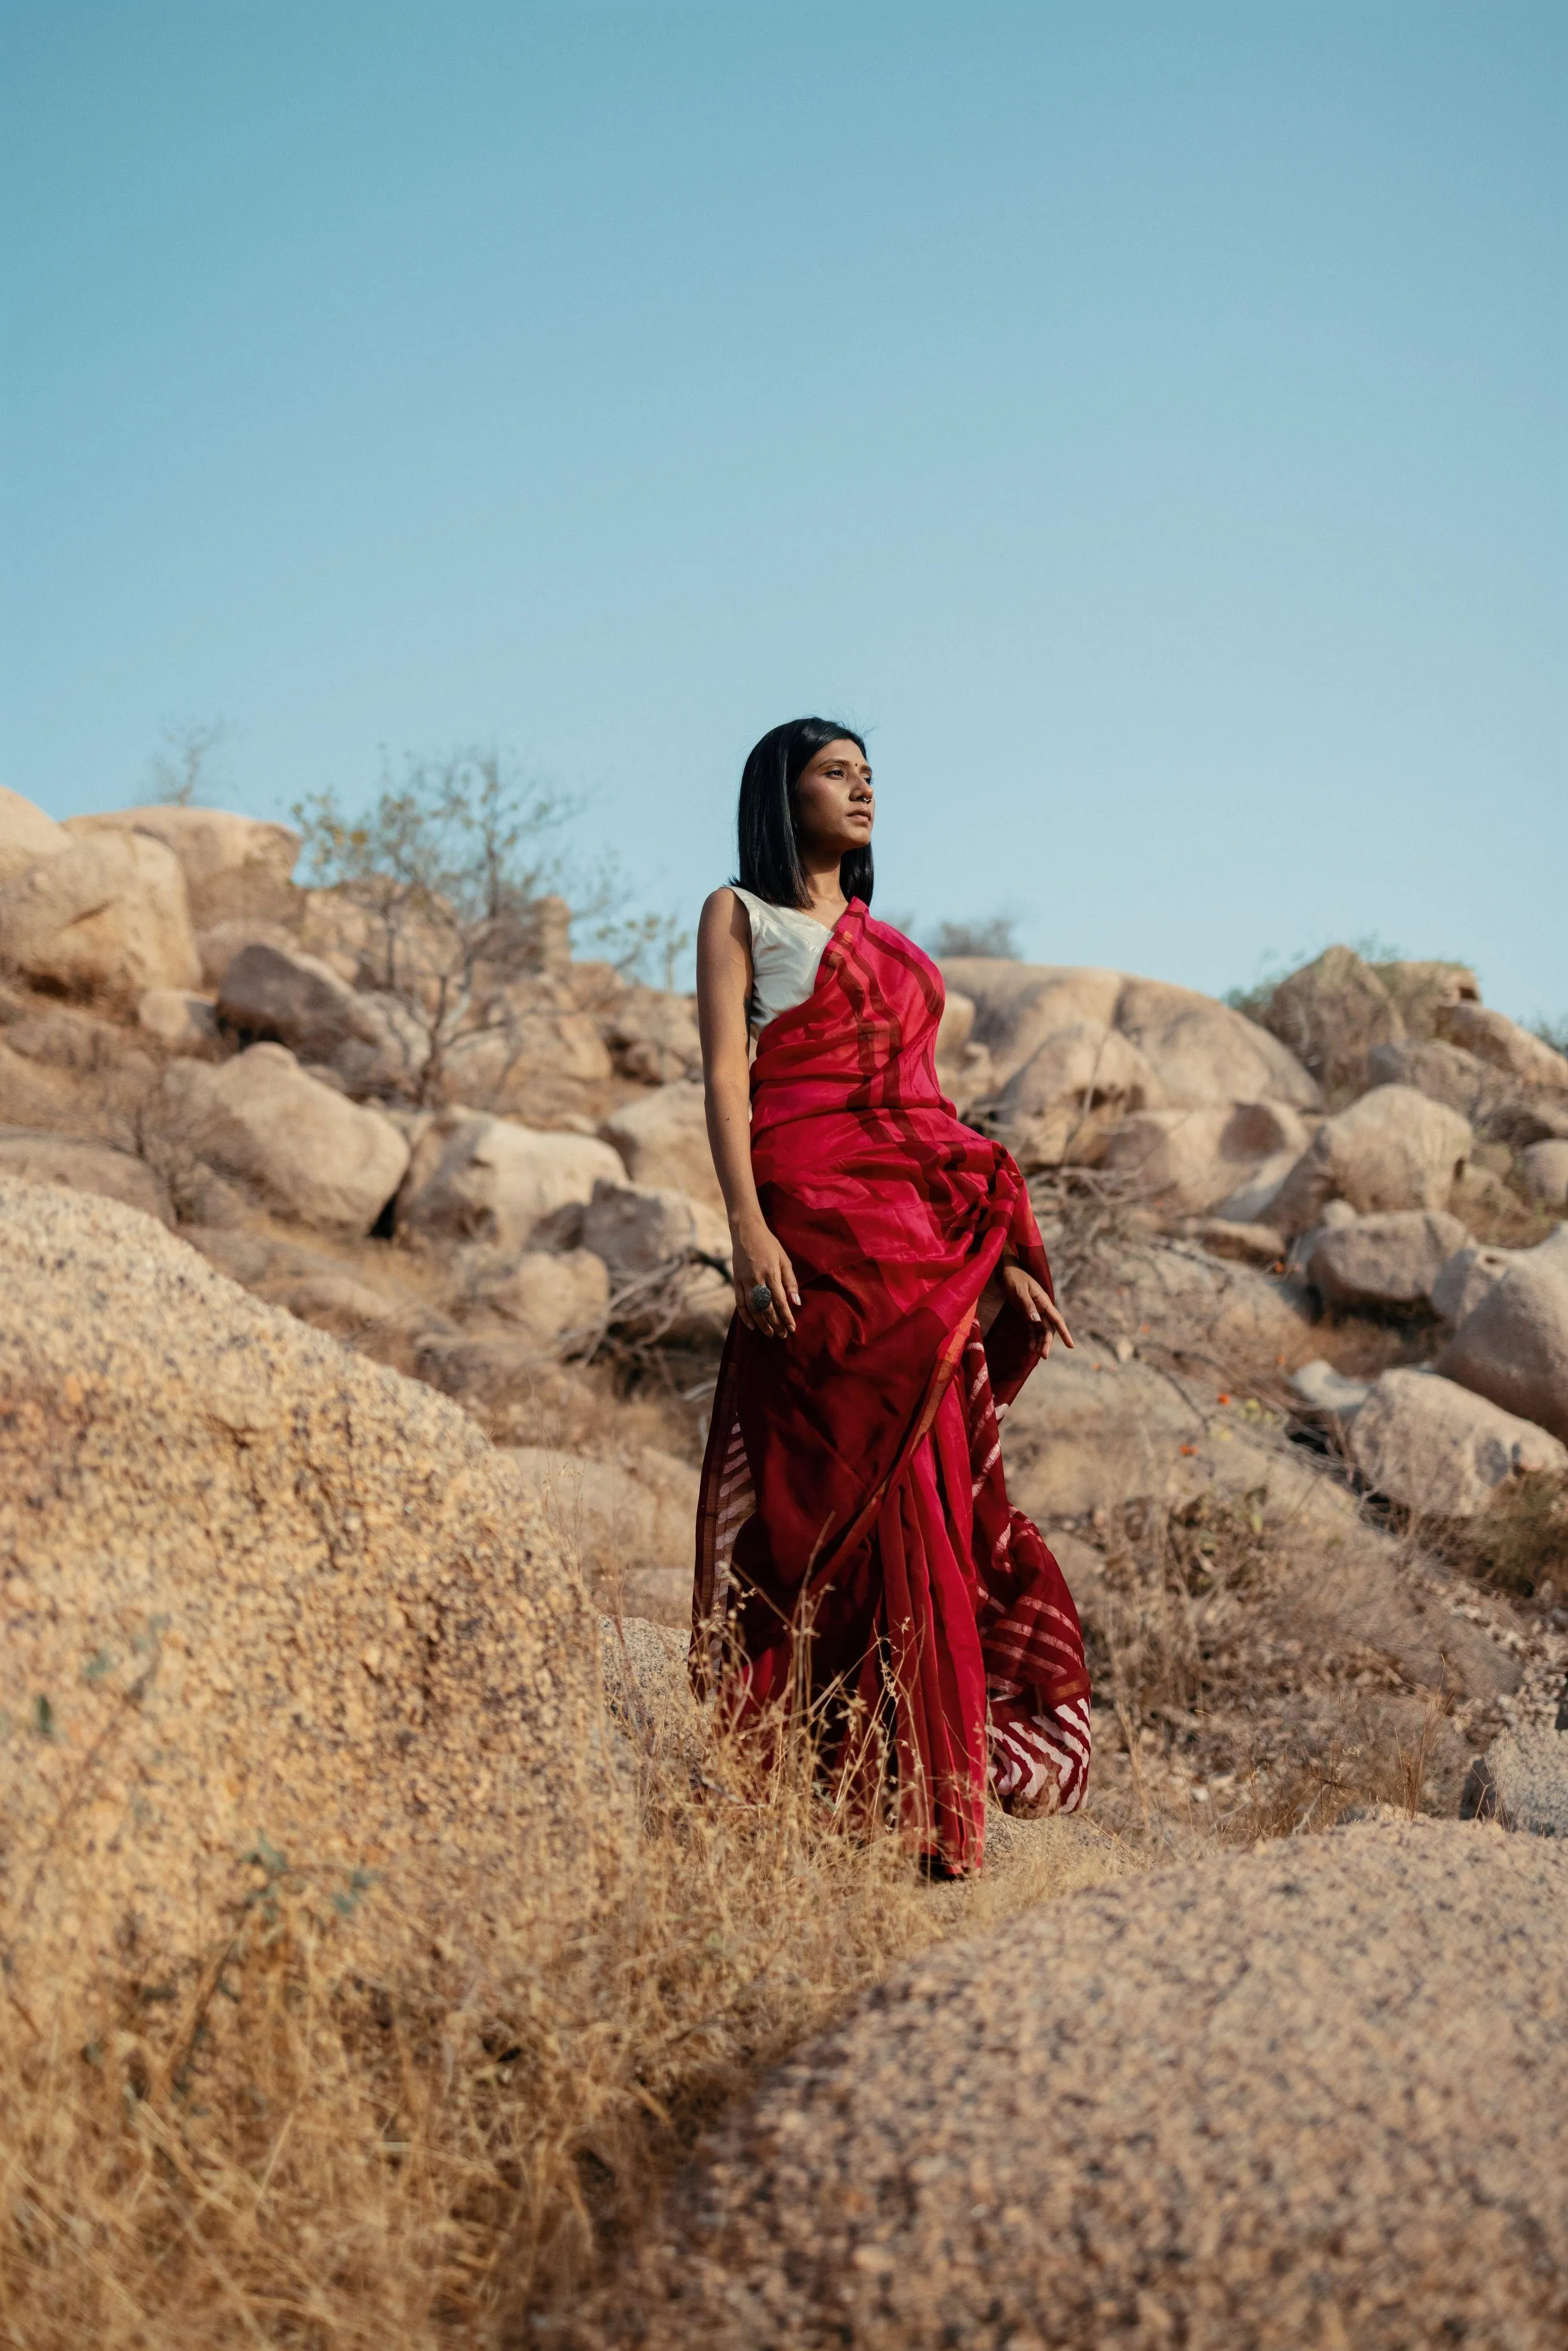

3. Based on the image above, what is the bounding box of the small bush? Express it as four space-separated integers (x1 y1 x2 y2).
1441 1471 1568 1602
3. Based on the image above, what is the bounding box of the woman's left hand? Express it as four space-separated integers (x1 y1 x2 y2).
999 1264 1074 1357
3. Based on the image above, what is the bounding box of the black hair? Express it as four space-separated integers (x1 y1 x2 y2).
734 716 873 909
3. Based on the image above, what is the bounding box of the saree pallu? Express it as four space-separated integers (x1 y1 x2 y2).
692 900 1091 1873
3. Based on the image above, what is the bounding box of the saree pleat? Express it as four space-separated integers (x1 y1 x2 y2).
693 900 1091 1870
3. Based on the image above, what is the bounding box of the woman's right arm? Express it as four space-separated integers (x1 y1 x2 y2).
695 888 800 1338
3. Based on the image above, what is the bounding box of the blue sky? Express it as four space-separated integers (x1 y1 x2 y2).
2 2 1563 1017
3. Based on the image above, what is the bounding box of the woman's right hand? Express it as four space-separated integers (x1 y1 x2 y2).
731 1215 800 1338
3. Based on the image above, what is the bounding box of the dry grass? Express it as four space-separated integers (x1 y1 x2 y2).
0 1664 1127 2350
1437 1469 1568 1606
1079 1486 1466 1846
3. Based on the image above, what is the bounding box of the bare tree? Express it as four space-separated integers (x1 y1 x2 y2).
293 746 688 1107
145 715 230 806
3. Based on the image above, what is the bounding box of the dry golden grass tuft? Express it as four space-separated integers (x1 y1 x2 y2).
1 1667 1131 2349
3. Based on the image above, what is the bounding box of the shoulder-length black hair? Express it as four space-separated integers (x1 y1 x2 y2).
734 716 873 910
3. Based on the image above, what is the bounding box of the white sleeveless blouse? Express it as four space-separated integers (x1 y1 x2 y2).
730 886 839 1037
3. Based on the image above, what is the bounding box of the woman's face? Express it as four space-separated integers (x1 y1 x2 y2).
793 738 874 861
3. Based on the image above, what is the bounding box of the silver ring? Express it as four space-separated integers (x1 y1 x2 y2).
749 1281 773 1313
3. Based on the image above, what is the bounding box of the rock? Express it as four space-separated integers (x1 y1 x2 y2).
990 1022 1166 1168
1479 1724 1568 1838
1431 1228 1568 1329
194 916 303 990
1212 1149 1310 1224
943 960 1322 1113
1116 974 1323 1109
575 1176 735 1344
1439 1244 1568 1444
137 987 220 1056
0 1131 172 1224
182 1227 455 1353
0 783 71 883
1305 1208 1468 1311
0 989 132 1075
1433 1241 1515 1327
0 830 200 1007
0 1180 607 2008
1004 1354 1204 1517
599 985 703 1084
1259 943 1405 1097
1100 1101 1311 1214
1521 1140 1568 1209
517 1445 699 1607
463 1247 611 1344
1182 1217 1286 1267
581 1176 731 1280
440 986 614 1111
64 806 300 929
1349 1367 1567 1517
1290 1358 1371 1420
217 939 367 1059
399 1106 625 1252
1267 1085 1471 1236
1369 1037 1568 1151
1366 1036 1516 1126
1371 958 1480 1039
217 941 425 1095
0 1040 98 1136
158 1044 409 1234
1438 999 1568 1094
601 1081 722 1209
648 1823 1568 2351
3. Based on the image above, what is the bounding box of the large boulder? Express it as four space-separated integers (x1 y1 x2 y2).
0 1180 605 2009
0 783 71 883
0 830 200 1007
648 1822 1568 2350
217 940 426 1096
1367 1036 1522 1128
1305 1208 1468 1312
64 805 300 929
1349 1367 1567 1518
158 1044 410 1234
195 915 305 990
136 987 220 1056
1266 1084 1471 1235
398 1106 624 1252
943 962 1321 1117
182 1227 457 1358
1476 1723 1568 1838
440 983 615 1111
218 938 375 1060
581 1175 731 1280
1259 943 1405 1097
1439 1243 1568 1444
460 1245 611 1346
514 1444 700 1623
0 1127 172 1224
601 1080 722 1208
989 1022 1165 1168
1438 999 1568 1094
1432 1227 1568 1328
1371 957 1480 1039
1098 1100 1311 1214
599 984 703 1084
1521 1140 1568 1209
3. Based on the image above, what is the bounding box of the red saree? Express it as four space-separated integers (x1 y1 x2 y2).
691 900 1091 1873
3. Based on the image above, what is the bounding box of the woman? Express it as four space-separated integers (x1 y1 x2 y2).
692 716 1091 1873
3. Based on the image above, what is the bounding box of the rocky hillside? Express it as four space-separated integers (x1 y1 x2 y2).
2 783 1567 2346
